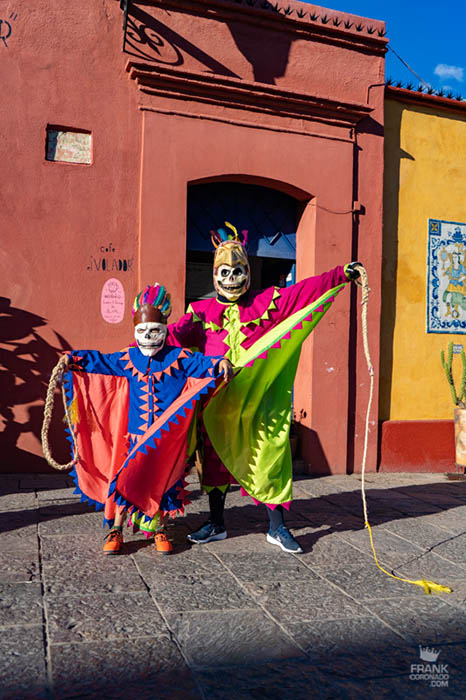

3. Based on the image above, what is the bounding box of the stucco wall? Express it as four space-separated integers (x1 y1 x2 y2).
381 92 466 470
0 1 141 468
1 0 385 472
382 98 466 420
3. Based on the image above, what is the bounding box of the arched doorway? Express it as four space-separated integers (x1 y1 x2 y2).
185 182 298 306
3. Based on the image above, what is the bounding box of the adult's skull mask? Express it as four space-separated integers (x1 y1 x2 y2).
213 241 250 302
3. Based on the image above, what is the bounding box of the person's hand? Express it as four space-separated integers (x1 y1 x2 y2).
345 262 363 280
219 358 234 384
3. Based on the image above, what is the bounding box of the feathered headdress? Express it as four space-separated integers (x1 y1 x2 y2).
211 221 248 249
132 283 172 319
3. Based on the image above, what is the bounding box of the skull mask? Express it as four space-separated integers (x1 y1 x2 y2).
213 241 250 302
133 305 167 357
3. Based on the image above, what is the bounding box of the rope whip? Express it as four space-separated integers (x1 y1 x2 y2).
354 264 451 595
41 354 78 471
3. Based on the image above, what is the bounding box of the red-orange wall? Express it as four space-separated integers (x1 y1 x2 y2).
1 0 385 473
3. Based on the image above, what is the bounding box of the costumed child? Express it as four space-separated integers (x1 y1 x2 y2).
167 222 362 553
62 283 232 555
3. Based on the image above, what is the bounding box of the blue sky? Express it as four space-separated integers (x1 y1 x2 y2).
302 1 466 94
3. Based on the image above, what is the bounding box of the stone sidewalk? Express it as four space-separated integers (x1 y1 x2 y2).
1 471 466 699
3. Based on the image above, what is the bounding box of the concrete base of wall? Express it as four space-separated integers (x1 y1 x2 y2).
379 420 456 472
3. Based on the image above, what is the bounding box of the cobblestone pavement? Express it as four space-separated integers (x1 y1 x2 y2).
1 471 466 699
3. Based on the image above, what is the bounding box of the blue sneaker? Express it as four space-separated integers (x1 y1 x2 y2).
267 525 303 553
187 521 227 544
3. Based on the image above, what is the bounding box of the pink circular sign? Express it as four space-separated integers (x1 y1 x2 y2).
101 278 125 324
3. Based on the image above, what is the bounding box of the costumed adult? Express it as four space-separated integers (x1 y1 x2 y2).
62 283 232 555
167 222 361 553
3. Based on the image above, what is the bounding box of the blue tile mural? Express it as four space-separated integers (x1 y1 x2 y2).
427 219 466 334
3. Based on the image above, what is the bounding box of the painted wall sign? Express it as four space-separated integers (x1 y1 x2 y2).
87 243 134 273
427 219 466 334
101 278 125 324
0 13 17 48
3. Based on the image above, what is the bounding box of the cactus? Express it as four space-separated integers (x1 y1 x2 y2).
441 342 466 407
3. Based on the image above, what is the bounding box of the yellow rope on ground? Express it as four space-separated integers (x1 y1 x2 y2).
41 354 78 471
354 264 451 595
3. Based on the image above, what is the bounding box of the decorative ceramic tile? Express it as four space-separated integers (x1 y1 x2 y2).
427 219 466 334
46 129 92 164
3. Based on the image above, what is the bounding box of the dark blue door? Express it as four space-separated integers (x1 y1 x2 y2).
186 182 297 304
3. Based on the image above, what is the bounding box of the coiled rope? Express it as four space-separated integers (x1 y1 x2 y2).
354 264 451 595
41 354 78 470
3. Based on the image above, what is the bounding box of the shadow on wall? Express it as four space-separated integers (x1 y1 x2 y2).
226 20 292 84
123 3 293 86
124 4 240 78
379 102 415 425
0 297 72 473
297 424 332 475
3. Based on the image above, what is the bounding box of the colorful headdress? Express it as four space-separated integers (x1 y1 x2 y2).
132 284 172 319
211 221 248 249
211 222 249 271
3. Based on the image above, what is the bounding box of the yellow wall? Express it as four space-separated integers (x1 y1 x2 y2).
381 98 466 420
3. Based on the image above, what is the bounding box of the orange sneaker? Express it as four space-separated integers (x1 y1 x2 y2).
154 531 172 555
103 528 123 555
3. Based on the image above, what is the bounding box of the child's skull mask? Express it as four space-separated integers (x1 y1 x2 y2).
133 306 167 357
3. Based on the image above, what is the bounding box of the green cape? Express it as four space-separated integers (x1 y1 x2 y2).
203 283 346 505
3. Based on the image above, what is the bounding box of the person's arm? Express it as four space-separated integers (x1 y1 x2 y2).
66 349 126 376
167 311 205 350
272 264 359 321
179 351 233 384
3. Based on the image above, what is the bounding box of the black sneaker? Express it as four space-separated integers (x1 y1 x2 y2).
266 524 303 553
187 521 227 544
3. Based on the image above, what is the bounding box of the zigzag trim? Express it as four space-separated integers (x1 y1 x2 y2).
221 303 241 364
138 377 150 432
186 305 222 333
153 348 192 381
203 483 230 494
241 306 330 368
119 347 146 382
242 287 281 330
68 465 105 512
210 289 282 362
120 346 193 382
239 486 291 510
